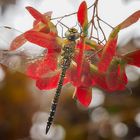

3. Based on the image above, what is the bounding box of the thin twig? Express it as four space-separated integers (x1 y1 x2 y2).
89 0 99 39
52 0 114 46
98 17 114 29
55 17 64 27
87 47 104 62
90 36 103 45
95 1 107 43
51 2 95 20
57 20 69 29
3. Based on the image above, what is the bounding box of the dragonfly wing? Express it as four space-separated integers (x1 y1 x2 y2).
0 26 62 78
0 50 26 72
10 33 27 50
0 47 65 90
26 50 60 79
0 44 45 73
0 39 61 77
0 26 24 50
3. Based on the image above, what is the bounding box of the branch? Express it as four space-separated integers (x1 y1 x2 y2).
51 2 95 20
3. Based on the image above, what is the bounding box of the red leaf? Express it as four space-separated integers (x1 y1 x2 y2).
117 64 128 90
33 11 52 27
122 50 140 67
10 33 27 50
93 62 127 92
98 37 117 72
106 60 127 91
77 1 88 34
93 72 112 92
67 60 93 87
33 20 40 27
36 72 60 90
24 31 61 53
118 10 140 30
91 65 117 92
31 11 57 34
36 70 69 90
26 6 49 25
26 53 59 79
76 41 85 77
66 64 81 87
106 60 119 90
75 86 92 107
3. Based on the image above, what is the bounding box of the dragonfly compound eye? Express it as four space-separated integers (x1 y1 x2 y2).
65 28 80 41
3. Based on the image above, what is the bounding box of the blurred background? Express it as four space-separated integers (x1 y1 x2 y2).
0 0 140 140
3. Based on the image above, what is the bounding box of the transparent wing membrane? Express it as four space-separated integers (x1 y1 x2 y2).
0 46 46 73
0 26 22 50
0 26 61 78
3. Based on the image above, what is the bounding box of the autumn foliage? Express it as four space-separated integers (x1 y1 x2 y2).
2 1 140 107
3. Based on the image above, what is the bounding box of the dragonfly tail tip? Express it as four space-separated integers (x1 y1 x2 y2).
45 125 50 134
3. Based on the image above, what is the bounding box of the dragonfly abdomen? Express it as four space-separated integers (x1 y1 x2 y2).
46 41 76 134
46 67 66 134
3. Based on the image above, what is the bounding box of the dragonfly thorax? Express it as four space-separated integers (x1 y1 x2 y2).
65 28 80 41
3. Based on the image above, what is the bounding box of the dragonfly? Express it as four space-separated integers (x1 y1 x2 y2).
0 2 97 134
0 1 140 135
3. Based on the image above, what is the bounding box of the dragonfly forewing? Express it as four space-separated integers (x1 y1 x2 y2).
0 26 22 50
0 47 46 73
0 26 62 78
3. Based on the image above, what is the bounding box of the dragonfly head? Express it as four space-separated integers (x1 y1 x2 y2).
65 28 80 41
